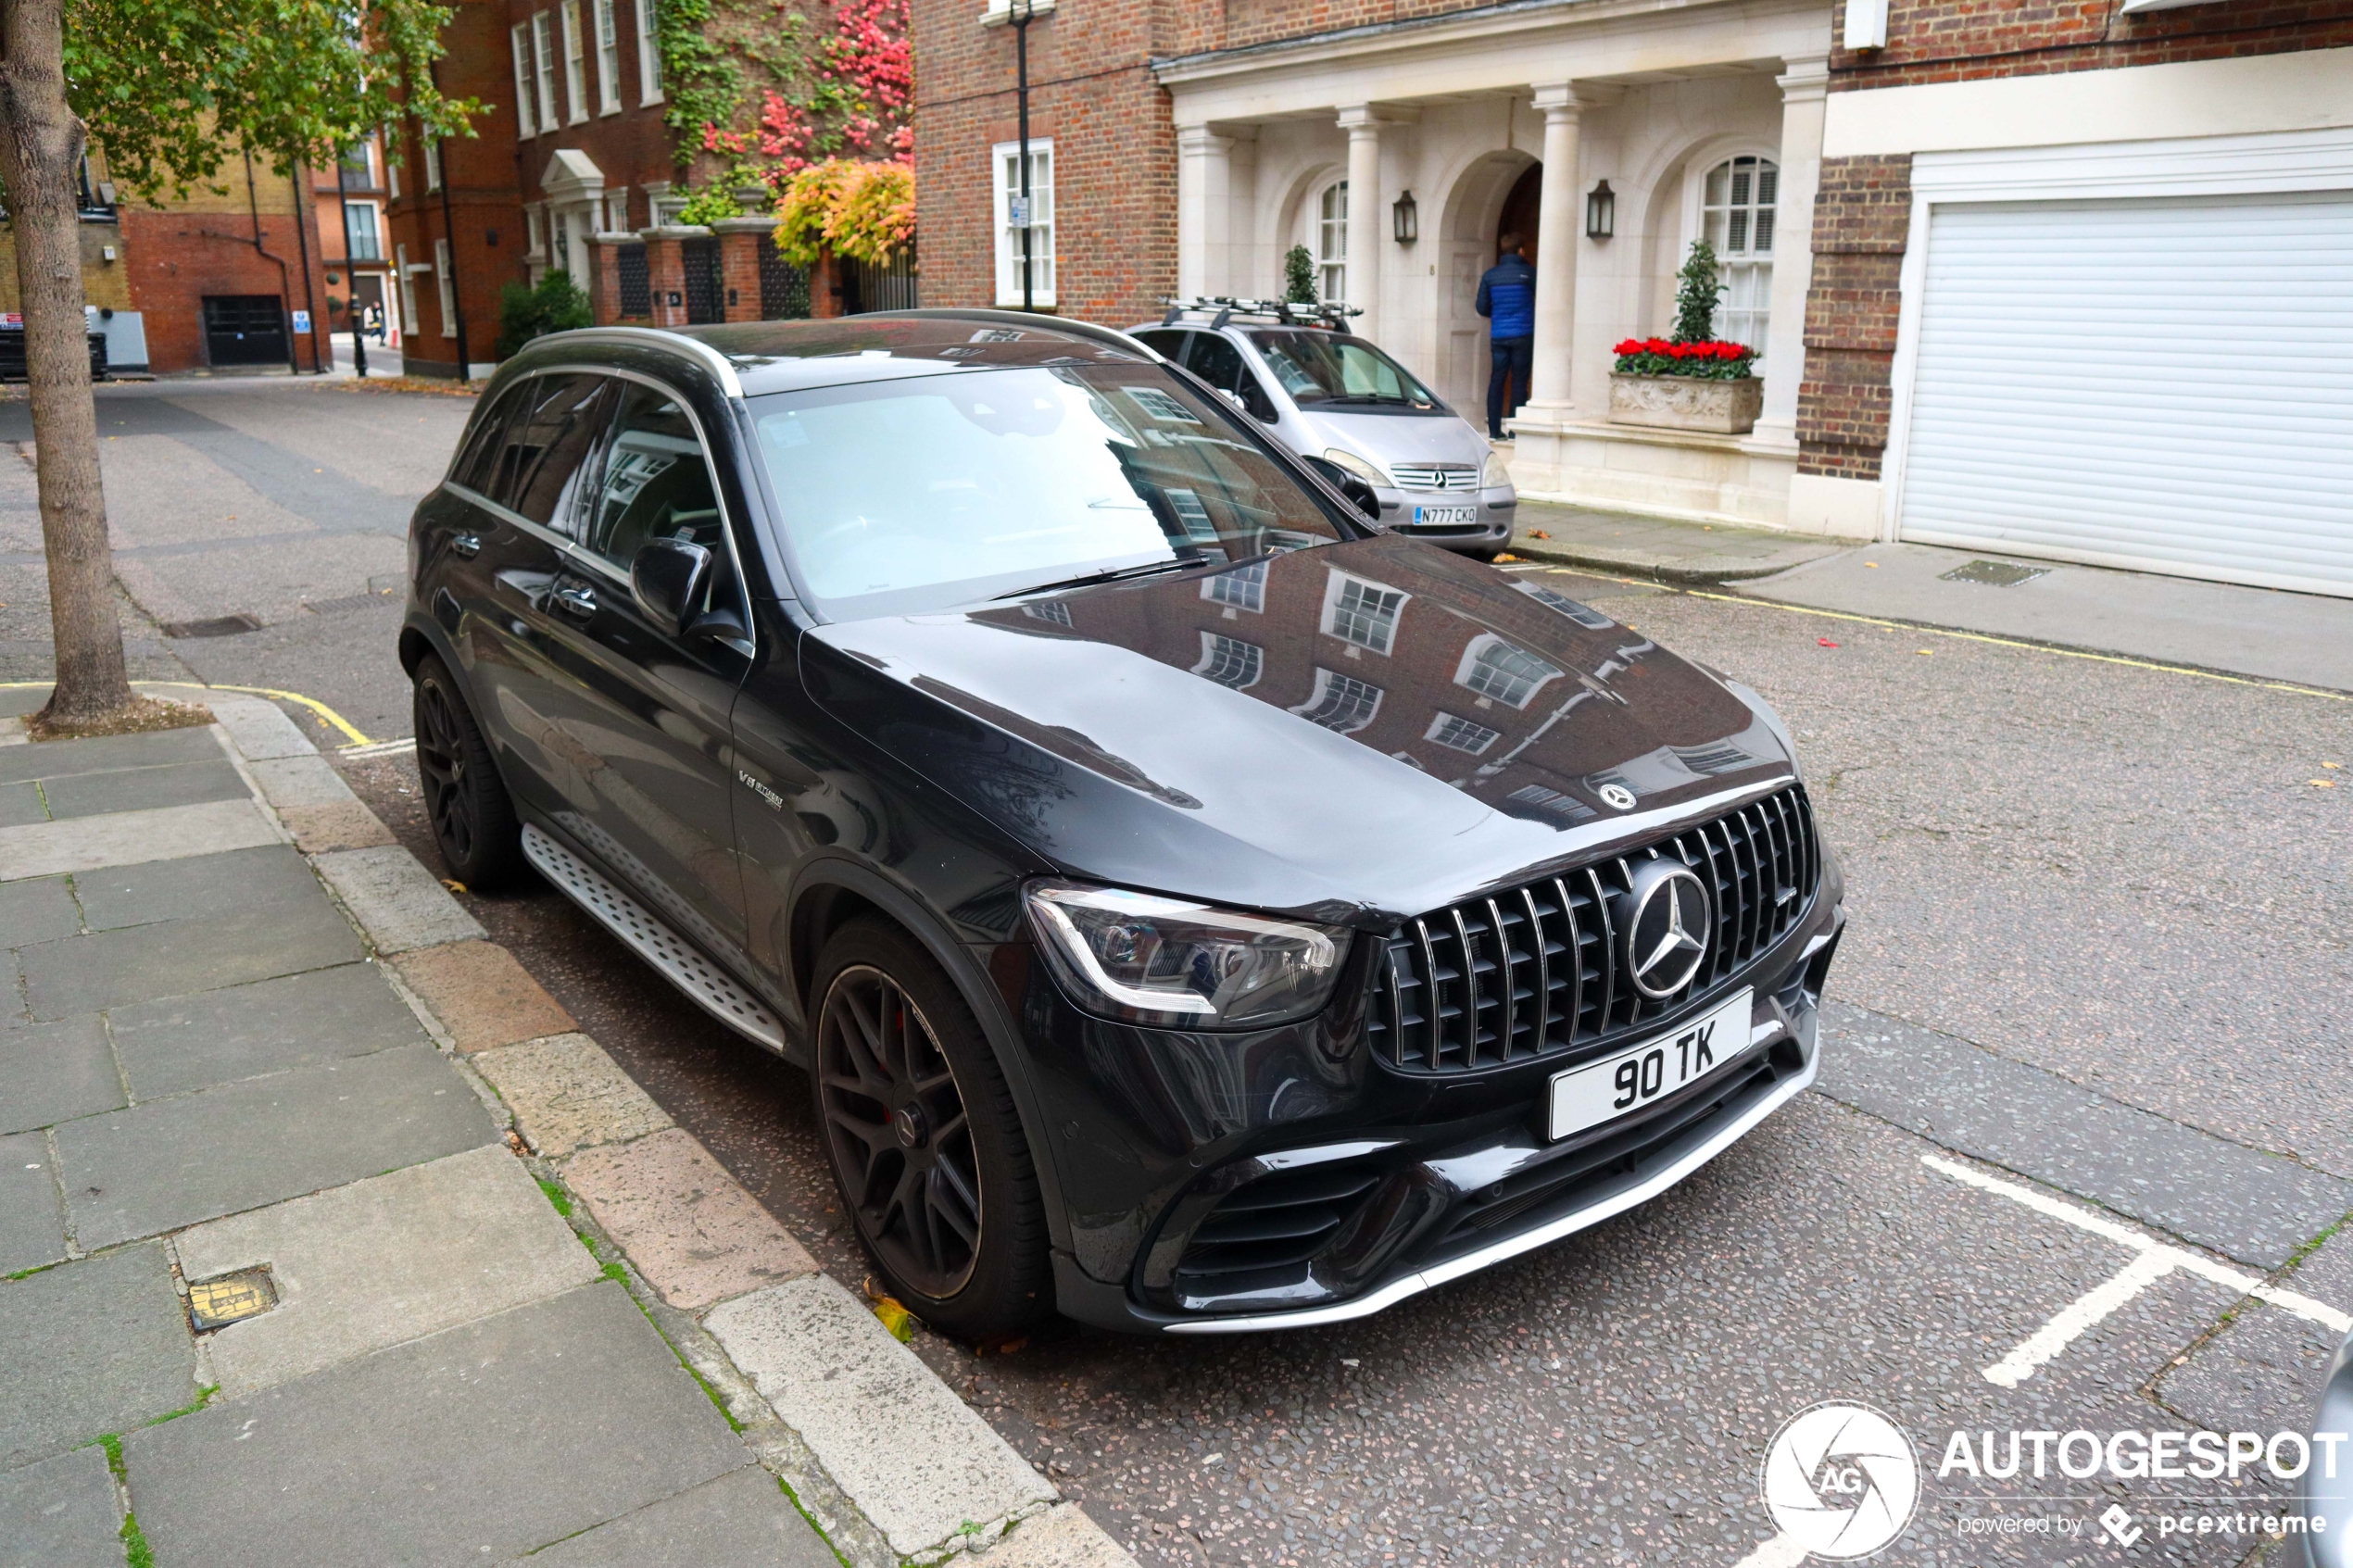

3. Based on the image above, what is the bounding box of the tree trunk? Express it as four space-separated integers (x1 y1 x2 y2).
0 0 131 724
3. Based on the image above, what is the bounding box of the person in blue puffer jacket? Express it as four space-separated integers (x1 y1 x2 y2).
1476 235 1537 440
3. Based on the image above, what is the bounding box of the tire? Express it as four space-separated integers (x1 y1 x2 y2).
411 653 525 890
811 919 1051 1339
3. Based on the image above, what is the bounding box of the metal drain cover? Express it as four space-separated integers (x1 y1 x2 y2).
1939 558 2048 587
187 1266 278 1331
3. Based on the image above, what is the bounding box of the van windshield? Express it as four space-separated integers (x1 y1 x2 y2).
749 364 1356 621
1248 331 1445 413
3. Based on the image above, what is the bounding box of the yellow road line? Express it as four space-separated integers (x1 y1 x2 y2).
1537 568 2352 706
2 679 375 745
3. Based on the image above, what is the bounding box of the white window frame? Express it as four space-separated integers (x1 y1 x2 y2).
533 13 560 134
395 243 419 333
594 0 623 112
1315 179 1348 303
636 0 663 106
1318 568 1408 656
1290 668 1383 734
1453 633 1563 709
511 24 537 138
385 149 402 200
434 237 458 337
1426 712 1500 756
1201 560 1265 614
1191 632 1263 690
991 138 1053 307
603 188 630 233
343 200 383 263
423 139 442 191
1690 152 1778 349
561 1 588 124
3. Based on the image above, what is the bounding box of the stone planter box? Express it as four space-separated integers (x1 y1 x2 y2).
1607 371 1763 435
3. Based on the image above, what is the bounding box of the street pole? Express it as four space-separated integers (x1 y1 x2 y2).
333 145 370 379
1013 0 1033 313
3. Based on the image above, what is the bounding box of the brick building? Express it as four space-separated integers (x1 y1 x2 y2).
383 0 872 376
312 134 397 354
0 145 334 377
1784 0 2353 596
914 0 1832 528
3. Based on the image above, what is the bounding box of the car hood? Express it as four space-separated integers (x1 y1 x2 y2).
1300 408 1490 475
802 534 1794 924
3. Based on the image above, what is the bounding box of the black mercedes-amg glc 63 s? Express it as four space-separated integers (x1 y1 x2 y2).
401 310 1843 1337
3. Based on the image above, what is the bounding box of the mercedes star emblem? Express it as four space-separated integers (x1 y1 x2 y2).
1597 783 1638 811
1617 859 1712 999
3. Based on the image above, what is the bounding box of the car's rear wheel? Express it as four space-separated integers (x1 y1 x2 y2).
412 654 524 890
812 920 1049 1338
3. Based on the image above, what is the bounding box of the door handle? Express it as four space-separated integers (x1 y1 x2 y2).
549 583 598 621
449 533 482 559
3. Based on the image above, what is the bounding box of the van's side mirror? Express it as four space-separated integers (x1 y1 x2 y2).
1300 454 1382 522
630 537 711 638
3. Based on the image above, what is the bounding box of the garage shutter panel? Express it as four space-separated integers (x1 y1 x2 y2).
1898 192 2353 596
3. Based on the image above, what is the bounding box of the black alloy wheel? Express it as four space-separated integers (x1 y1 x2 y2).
810 922 1050 1337
818 963 983 1298
412 654 523 889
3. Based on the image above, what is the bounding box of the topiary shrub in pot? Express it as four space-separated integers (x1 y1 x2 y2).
1606 240 1764 434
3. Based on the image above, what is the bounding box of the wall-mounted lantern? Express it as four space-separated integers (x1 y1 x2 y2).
1585 180 1616 241
1392 189 1418 245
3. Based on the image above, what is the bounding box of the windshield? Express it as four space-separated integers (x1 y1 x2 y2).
1249 331 1445 413
749 365 1355 620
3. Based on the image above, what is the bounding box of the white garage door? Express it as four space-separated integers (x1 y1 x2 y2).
1897 191 2353 596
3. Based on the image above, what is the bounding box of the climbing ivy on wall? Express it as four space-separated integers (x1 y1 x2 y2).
656 0 748 165
696 0 911 184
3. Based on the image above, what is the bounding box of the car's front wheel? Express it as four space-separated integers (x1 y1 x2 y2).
811 920 1050 1339
412 653 524 890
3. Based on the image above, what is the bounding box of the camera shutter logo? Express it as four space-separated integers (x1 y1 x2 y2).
1760 1402 1920 1560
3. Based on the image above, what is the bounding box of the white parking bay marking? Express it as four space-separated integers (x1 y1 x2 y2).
1729 1532 1811 1568
1921 1154 2353 1387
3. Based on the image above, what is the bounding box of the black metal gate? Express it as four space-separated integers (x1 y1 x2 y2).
617 245 650 318
757 236 811 320
845 252 918 315
202 295 288 366
682 238 723 324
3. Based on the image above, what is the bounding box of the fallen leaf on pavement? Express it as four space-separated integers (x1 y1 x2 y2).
441 879 467 893
2313 780 2337 789
872 1296 916 1342
1492 552 1520 563
1818 638 1841 647
1529 529 1551 539
1917 648 1933 656
2324 761 2342 770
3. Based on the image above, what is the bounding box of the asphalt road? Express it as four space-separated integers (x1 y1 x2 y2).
19 379 2353 1564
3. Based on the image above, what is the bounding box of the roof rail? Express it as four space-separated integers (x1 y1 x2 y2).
854 307 1166 362
1156 296 1363 332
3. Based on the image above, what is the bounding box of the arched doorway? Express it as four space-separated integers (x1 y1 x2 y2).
1434 150 1539 410
1497 163 1541 268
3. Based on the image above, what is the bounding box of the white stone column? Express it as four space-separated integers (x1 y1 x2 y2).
1522 84 1584 412
1753 53 1829 449
1176 125 1232 302
1338 105 1384 341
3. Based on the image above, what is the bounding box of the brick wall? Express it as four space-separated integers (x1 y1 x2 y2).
1827 0 2353 88
1794 154 1909 481
912 0 1176 325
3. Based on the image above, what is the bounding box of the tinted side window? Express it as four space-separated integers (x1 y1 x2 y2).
449 383 529 496
582 382 725 574
504 374 615 533
1131 328 1188 360
1187 334 1278 422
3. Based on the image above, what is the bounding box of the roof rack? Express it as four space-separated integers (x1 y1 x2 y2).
1157 296 1363 332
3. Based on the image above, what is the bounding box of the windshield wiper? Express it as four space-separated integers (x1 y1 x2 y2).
993 558 1201 601
1315 394 1427 408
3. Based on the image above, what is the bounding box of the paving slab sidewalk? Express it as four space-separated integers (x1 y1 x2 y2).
1509 497 1848 583
0 684 1136 1568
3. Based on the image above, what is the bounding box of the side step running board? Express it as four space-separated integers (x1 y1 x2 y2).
520 823 786 1052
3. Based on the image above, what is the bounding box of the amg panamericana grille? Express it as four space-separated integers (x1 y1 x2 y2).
1365 784 1819 1073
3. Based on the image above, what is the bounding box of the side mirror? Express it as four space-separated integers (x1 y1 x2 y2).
1300 455 1382 522
630 537 711 638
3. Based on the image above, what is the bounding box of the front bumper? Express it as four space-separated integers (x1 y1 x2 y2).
1036 886 1841 1335
1377 486 1516 551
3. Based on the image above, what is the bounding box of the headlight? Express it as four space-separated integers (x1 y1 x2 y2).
1026 882 1353 1030
1321 448 1391 489
1482 451 1514 489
